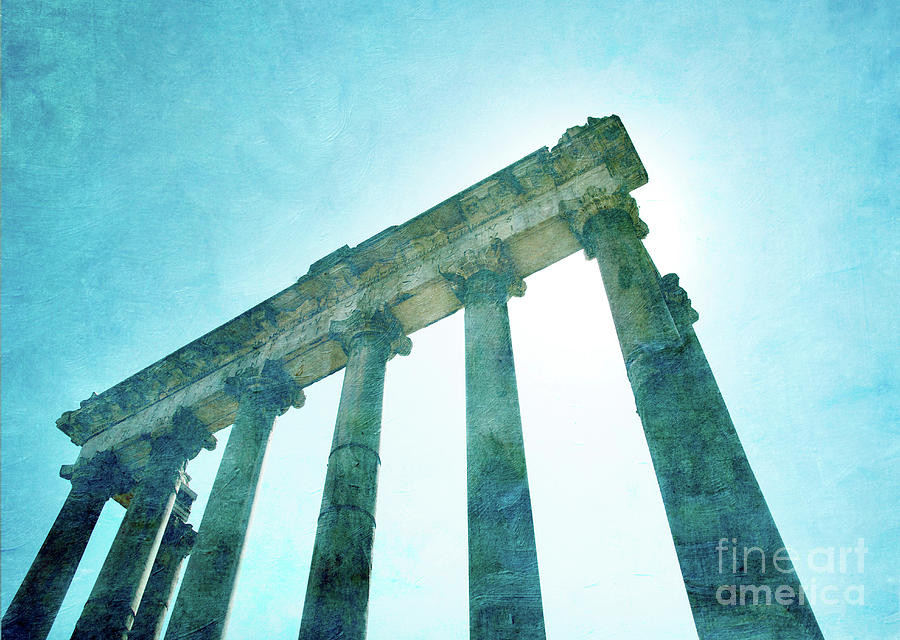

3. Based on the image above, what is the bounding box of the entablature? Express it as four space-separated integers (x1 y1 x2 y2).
60 115 648 471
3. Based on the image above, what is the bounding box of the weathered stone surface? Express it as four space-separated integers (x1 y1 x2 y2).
12 115 825 639
441 237 526 303
298 309 409 640
1 452 130 640
659 272 700 331
329 307 412 361
626 336 824 639
60 116 646 479
444 243 545 637
164 361 302 640
69 412 210 640
128 486 197 640
458 264 546 640
564 191 680 359
568 193 824 639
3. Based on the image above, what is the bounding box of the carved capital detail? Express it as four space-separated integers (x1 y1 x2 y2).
560 187 648 258
61 450 133 500
330 306 412 360
659 273 700 329
440 237 526 304
224 359 306 416
143 407 216 475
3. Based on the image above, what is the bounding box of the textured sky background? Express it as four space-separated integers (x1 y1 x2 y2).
2 1 898 638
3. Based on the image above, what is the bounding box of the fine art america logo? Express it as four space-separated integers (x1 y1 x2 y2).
715 538 867 606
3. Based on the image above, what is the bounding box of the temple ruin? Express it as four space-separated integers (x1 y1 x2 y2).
3 116 824 640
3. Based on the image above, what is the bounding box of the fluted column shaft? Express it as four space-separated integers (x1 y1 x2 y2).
461 269 545 640
571 193 823 639
70 413 210 640
128 486 197 640
2 452 126 640
299 309 409 640
165 360 304 640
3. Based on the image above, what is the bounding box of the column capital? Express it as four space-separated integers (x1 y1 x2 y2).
165 520 197 560
224 359 306 415
329 306 412 360
61 450 133 501
561 188 648 258
142 408 216 476
660 273 700 331
441 237 526 305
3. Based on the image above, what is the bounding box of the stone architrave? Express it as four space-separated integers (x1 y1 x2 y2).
564 189 824 640
298 308 410 640
164 360 304 640
444 238 546 640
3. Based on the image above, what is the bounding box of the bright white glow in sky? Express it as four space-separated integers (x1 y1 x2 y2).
2 2 897 638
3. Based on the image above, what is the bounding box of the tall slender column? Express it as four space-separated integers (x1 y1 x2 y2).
128 485 197 640
70 409 213 640
564 189 823 639
2 452 129 640
298 308 411 640
445 238 546 640
165 359 304 640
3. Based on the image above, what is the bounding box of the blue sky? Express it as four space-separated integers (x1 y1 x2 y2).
2 1 897 638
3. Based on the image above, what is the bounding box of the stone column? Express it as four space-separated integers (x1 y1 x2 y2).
70 409 213 640
564 189 823 639
164 359 304 640
298 308 411 640
1 452 128 640
445 238 546 640
127 485 197 640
